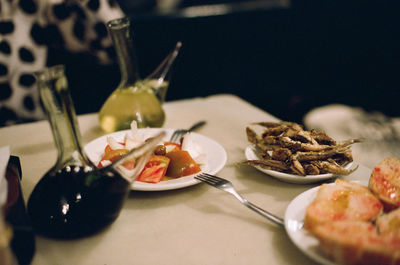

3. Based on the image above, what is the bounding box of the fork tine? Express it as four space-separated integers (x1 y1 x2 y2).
170 121 207 143
170 131 178 142
194 174 214 185
195 173 224 185
170 129 185 143
200 173 224 182
195 173 285 226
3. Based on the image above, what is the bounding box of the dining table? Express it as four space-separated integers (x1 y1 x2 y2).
0 94 372 265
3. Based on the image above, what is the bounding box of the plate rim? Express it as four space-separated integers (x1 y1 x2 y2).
284 180 368 265
84 128 227 191
244 145 354 184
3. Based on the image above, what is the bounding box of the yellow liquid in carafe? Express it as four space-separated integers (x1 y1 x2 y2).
99 84 165 133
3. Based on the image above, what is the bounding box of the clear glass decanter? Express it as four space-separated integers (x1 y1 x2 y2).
99 17 181 133
27 65 163 239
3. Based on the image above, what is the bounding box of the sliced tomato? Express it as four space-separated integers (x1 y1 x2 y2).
165 150 201 178
137 155 170 183
104 144 113 154
98 148 129 167
104 142 125 154
121 160 136 170
101 148 128 162
163 142 181 153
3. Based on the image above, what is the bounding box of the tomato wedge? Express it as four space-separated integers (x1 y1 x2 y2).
165 150 201 178
136 155 170 183
104 142 125 154
104 144 113 154
98 148 129 168
163 142 181 153
101 148 128 162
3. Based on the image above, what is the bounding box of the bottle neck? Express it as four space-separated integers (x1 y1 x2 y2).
108 18 140 86
36 65 87 168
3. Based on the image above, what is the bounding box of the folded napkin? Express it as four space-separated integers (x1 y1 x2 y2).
304 104 400 169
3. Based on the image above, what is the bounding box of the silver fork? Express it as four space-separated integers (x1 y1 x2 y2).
170 121 206 143
195 173 284 227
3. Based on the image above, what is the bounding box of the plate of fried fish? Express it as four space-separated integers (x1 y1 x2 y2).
243 121 360 184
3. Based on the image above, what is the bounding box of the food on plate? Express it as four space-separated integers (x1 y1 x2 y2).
98 122 204 183
244 121 361 176
312 221 400 265
165 150 201 178
304 158 400 265
304 179 383 232
369 157 400 211
136 155 170 183
376 208 400 238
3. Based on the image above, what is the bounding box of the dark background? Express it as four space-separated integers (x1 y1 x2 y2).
66 0 400 123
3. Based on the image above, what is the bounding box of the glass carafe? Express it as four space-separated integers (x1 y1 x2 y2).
27 65 163 239
99 17 181 133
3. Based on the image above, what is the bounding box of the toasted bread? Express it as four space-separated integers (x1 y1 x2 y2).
313 221 400 265
377 207 400 238
305 179 383 232
369 157 400 211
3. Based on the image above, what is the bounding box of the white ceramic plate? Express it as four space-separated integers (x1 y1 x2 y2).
84 128 227 191
284 180 368 265
245 145 355 184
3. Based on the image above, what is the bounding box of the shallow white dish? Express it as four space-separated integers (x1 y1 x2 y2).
85 128 227 191
284 180 368 265
245 145 355 184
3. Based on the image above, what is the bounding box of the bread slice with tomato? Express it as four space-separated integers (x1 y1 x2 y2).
313 221 400 265
369 157 400 211
304 179 383 232
377 207 400 239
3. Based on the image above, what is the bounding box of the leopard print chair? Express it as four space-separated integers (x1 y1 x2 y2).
0 0 124 126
